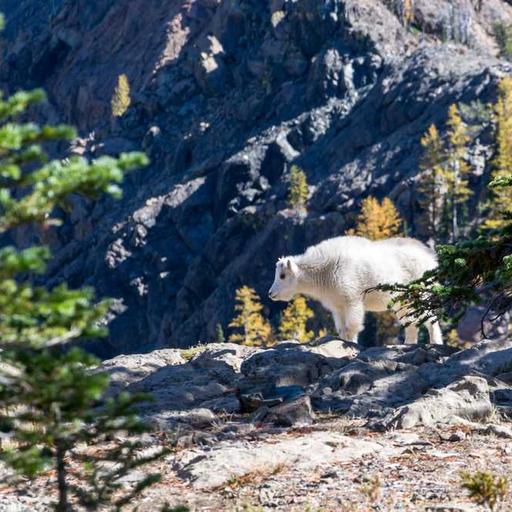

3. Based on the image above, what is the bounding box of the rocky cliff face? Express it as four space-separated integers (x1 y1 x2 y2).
1 0 512 356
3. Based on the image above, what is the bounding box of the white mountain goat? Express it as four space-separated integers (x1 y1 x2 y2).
268 236 442 344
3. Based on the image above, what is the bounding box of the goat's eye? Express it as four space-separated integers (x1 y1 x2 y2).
280 274 285 280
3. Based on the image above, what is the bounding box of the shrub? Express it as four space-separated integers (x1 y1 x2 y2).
460 471 508 510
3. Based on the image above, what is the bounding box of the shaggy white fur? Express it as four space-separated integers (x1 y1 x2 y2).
268 236 442 344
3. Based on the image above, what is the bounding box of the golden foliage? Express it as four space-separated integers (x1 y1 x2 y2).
288 165 309 211
445 103 472 240
111 74 131 118
271 10 286 28
403 0 414 26
278 295 314 343
347 196 402 240
417 124 447 240
417 104 473 242
485 77 512 229
228 286 273 346
386 0 414 27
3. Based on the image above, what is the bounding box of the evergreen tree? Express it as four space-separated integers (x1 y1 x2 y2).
278 295 314 343
401 0 414 27
347 196 402 240
386 0 414 27
111 74 131 118
417 107 472 244
287 165 309 211
377 85 512 331
485 77 512 229
0 81 166 508
378 172 512 331
228 286 273 346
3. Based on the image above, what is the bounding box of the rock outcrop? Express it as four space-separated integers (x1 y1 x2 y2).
90 337 512 502
101 337 512 435
2 0 512 355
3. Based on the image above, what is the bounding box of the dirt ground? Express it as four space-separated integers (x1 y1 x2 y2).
2 417 512 511
136 418 512 512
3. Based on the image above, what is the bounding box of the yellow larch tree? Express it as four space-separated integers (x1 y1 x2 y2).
485 76 512 229
111 74 131 118
347 196 402 240
288 165 309 211
417 124 446 242
278 295 315 343
228 286 273 346
445 103 472 241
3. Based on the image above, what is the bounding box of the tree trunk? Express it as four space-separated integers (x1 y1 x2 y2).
452 195 458 243
55 442 69 512
452 164 459 243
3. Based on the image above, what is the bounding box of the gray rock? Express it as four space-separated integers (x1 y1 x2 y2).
374 376 492 430
478 424 512 439
240 338 353 388
175 431 401 489
102 349 185 395
98 338 512 433
265 395 315 427
238 384 306 413
149 408 217 431
199 394 241 414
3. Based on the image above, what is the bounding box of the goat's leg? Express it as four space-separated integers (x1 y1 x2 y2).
331 309 346 339
426 319 443 345
343 303 365 344
391 302 419 344
404 324 419 344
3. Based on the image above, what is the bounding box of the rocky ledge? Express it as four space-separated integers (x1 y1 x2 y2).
4 338 512 510
103 337 512 434
99 338 512 502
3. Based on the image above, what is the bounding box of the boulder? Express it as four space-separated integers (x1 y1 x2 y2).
373 376 492 430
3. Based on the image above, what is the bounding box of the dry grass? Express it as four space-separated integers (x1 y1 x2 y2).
180 344 208 361
223 463 288 491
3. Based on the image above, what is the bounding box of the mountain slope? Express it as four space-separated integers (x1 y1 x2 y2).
1 0 512 356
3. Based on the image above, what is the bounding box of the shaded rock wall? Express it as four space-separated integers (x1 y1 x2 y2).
1 0 512 355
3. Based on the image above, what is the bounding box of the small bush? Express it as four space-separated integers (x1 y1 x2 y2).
288 165 309 212
460 470 508 510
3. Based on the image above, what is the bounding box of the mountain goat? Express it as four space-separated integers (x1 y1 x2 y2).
268 236 442 345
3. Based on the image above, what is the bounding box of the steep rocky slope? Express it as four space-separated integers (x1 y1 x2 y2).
2 0 512 355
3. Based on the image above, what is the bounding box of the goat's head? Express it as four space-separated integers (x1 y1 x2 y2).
268 257 299 301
